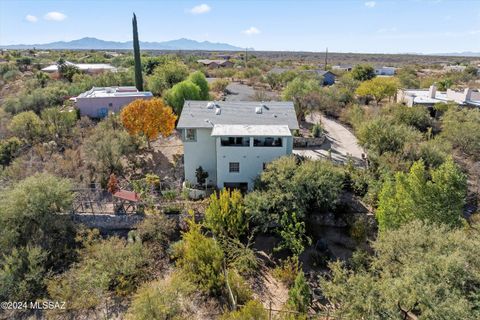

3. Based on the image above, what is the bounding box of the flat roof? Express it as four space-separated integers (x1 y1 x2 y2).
77 87 153 98
42 61 117 72
403 89 480 106
177 100 299 130
211 124 292 137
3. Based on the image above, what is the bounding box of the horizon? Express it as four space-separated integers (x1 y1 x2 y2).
1 0 479 54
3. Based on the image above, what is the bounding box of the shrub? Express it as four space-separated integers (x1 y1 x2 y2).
205 189 248 238
272 256 300 288
220 300 268 320
210 78 230 92
311 123 322 137
287 271 312 314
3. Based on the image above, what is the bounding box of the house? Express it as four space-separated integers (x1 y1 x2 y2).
197 59 234 68
177 100 299 191
41 61 117 74
332 65 353 72
444 65 467 73
72 86 153 118
303 69 336 86
397 85 480 109
374 66 396 76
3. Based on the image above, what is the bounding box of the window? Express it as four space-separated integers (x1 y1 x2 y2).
253 137 283 147
229 162 240 173
263 162 267 170
221 137 250 147
184 129 196 141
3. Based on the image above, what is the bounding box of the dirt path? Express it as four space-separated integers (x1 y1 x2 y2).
294 112 365 165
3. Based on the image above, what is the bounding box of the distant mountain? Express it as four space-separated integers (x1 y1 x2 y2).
0 37 247 51
429 52 480 57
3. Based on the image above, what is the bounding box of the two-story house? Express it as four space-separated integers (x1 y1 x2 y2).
176 100 299 192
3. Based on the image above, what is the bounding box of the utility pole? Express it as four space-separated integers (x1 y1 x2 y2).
324 47 328 70
245 48 248 68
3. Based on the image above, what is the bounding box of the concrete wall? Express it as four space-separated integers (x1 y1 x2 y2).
183 128 217 187
76 95 152 118
215 136 291 190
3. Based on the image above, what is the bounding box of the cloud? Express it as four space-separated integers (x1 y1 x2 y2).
44 11 67 21
25 15 38 23
365 1 376 8
189 4 211 14
242 26 260 35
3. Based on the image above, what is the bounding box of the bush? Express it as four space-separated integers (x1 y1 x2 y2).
287 271 312 314
210 78 230 92
220 300 268 320
272 256 300 288
126 273 195 320
205 189 248 238
172 214 224 294
311 123 322 137
163 80 201 114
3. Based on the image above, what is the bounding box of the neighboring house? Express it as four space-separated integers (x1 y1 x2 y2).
177 100 299 191
42 61 117 74
397 85 480 109
374 66 396 76
332 65 353 72
444 65 467 72
303 69 336 86
197 59 234 68
72 86 153 118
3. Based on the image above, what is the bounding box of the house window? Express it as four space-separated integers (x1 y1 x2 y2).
229 162 240 173
253 137 283 147
221 137 250 147
184 129 196 141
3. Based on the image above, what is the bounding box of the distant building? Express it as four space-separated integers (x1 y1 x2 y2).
42 61 117 74
332 65 353 72
374 66 396 76
73 86 153 118
303 69 336 86
444 65 467 72
397 85 480 109
177 100 299 191
197 59 234 68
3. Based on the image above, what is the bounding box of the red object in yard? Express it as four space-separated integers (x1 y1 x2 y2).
113 190 141 202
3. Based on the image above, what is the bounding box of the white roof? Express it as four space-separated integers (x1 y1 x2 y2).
77 87 153 98
211 124 292 137
42 61 117 72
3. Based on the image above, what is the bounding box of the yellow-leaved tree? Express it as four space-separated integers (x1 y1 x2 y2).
121 98 177 148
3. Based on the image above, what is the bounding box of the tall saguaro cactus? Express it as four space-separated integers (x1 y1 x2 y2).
132 13 144 91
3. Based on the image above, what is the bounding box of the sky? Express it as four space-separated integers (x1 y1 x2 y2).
0 0 479 54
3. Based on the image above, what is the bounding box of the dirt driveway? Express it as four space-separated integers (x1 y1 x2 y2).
294 112 365 165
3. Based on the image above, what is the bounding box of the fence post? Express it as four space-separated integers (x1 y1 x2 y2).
268 301 272 320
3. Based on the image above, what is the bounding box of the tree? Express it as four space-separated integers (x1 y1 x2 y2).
351 64 376 81
132 13 144 91
188 71 209 100
8 111 43 144
205 189 248 238
172 214 224 294
282 77 322 120
164 80 201 114
41 107 77 141
120 98 177 148
147 59 188 95
440 106 480 159
320 221 480 320
57 59 80 82
355 77 399 105
276 212 311 256
287 270 312 314
35 71 50 88
397 66 420 88
0 137 22 168
107 173 119 194
195 166 209 185
220 300 268 320
376 158 466 231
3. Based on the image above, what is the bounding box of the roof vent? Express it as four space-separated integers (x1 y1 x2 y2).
262 103 269 110
207 101 215 109
215 108 221 115
255 106 263 114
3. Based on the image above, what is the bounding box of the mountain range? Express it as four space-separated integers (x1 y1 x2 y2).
0 37 246 51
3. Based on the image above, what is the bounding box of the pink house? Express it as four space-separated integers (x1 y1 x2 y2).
73 86 153 118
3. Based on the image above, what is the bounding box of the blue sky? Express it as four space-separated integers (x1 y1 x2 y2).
1 0 479 53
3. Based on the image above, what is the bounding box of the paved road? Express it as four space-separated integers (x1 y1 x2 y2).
293 113 365 165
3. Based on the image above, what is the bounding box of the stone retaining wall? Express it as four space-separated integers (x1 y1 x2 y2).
72 213 144 231
293 135 326 148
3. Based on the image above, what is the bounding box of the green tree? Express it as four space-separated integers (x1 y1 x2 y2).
147 59 188 95
41 107 77 140
376 158 466 231
188 71 209 100
440 106 480 159
287 271 312 314
172 214 224 294
132 13 144 91
164 80 201 114
320 220 480 320
276 212 311 256
355 77 399 105
351 64 376 81
57 59 80 82
0 137 22 168
35 71 50 88
396 66 420 88
9 111 44 143
205 189 248 238
220 300 268 320
282 78 322 120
